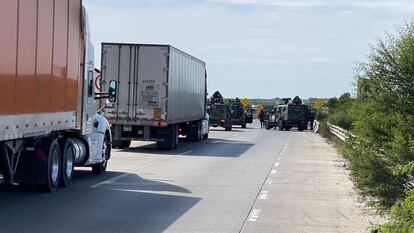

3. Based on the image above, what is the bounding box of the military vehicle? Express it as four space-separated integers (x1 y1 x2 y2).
266 96 310 131
245 107 254 124
229 98 247 128
208 91 232 131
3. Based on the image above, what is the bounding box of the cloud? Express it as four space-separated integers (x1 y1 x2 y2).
208 0 414 11
84 0 413 98
209 58 291 65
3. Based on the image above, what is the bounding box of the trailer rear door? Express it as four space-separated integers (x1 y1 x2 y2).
101 44 168 121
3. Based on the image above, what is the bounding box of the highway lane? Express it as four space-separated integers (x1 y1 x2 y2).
0 120 372 233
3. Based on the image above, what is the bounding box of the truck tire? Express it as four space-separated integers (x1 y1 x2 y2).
92 134 110 174
195 122 202 142
157 126 177 150
173 125 179 149
60 139 75 187
42 140 62 192
189 122 201 142
242 122 247 129
203 133 209 139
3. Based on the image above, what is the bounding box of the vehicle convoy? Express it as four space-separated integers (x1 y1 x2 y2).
208 91 232 131
100 43 208 150
265 96 310 131
0 0 113 192
229 98 247 128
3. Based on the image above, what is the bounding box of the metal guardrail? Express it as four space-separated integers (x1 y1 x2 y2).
326 122 353 142
319 121 414 189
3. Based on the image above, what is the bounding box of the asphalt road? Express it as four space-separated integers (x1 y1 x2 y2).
0 120 373 233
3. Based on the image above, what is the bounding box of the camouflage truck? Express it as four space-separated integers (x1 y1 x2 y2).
266 96 310 131
229 98 247 128
207 91 232 131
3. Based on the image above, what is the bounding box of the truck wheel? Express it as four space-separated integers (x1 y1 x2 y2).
173 125 179 149
242 123 247 129
189 122 201 142
92 134 110 174
60 139 75 187
42 140 62 192
157 126 176 150
203 133 209 139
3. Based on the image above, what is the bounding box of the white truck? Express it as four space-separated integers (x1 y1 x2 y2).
100 43 209 150
0 1 115 191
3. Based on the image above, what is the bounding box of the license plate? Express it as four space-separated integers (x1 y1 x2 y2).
123 126 132 132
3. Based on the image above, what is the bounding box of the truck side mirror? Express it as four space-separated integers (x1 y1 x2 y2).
109 80 117 103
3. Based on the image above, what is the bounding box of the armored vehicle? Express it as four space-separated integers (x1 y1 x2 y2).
229 98 247 128
208 91 232 131
266 96 310 131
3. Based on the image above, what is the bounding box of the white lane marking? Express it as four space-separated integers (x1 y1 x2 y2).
110 188 194 197
179 150 193 155
259 191 269 200
276 157 281 161
274 162 280 167
232 134 239 137
270 169 277 175
212 140 222 144
91 173 131 188
248 209 261 222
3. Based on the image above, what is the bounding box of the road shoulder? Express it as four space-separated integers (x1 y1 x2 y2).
241 132 382 233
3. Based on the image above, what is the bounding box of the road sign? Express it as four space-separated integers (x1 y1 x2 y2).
315 100 324 109
321 107 329 114
240 98 250 107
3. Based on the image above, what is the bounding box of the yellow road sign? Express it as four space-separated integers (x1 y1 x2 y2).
315 100 324 109
240 98 250 107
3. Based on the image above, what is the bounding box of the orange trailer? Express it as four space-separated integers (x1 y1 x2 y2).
0 0 113 191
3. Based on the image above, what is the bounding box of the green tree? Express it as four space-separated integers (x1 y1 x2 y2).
348 21 414 212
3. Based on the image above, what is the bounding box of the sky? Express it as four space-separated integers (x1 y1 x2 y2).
84 0 414 99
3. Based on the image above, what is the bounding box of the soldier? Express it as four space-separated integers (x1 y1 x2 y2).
259 110 265 128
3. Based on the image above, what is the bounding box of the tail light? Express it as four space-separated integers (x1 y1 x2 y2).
178 128 183 133
153 120 168 127
221 119 225 123
107 118 113 126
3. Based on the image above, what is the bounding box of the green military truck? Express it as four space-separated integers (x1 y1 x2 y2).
208 91 232 131
229 98 247 128
266 96 310 131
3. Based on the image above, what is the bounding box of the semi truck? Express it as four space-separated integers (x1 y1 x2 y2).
100 43 208 150
0 0 114 192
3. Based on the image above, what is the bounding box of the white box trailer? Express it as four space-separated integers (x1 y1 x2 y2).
101 43 208 150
